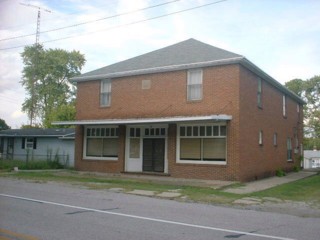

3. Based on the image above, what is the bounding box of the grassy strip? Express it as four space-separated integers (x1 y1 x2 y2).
1 170 319 205
0 159 63 171
251 174 320 203
0 170 240 204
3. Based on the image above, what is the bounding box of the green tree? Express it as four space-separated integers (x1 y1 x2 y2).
285 75 320 149
21 44 85 128
0 118 10 130
45 102 76 128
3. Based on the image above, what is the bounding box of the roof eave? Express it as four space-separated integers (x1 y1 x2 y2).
239 58 306 105
71 57 244 83
0 134 69 137
52 115 233 126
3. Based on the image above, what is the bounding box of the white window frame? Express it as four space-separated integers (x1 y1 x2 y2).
187 69 203 101
273 133 278 147
176 123 227 165
83 125 119 161
26 137 35 149
282 95 287 117
100 79 111 107
259 130 263 146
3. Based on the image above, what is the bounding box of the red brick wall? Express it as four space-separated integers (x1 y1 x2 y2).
238 66 302 181
75 64 242 180
74 125 126 173
76 65 240 120
74 63 302 181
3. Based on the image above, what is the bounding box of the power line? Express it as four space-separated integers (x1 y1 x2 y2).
0 0 179 42
0 0 119 31
0 0 227 51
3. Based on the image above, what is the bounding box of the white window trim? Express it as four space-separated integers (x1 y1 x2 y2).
259 130 263 146
83 125 119 161
100 79 111 107
124 125 169 173
283 95 287 117
176 122 227 165
187 69 203 101
25 137 35 149
273 133 278 147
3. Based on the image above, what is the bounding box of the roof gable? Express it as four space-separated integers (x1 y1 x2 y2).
75 38 242 81
72 38 304 104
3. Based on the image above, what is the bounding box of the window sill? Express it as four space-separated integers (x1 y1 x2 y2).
100 105 111 108
83 156 118 161
187 99 203 103
177 160 226 165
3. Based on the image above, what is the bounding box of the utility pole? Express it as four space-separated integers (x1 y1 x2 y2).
20 3 51 126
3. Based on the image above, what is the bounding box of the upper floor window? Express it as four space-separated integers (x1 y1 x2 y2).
257 78 262 108
258 130 263 146
282 95 287 117
187 69 203 101
100 79 111 107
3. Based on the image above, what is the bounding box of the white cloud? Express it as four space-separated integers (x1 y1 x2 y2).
11 110 25 119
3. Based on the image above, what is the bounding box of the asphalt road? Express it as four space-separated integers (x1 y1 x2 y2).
0 178 319 240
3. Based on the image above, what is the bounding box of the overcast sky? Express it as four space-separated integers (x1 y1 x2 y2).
0 0 319 128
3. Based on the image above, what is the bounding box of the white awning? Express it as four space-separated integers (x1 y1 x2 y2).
52 115 232 126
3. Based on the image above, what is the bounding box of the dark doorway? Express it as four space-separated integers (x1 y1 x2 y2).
143 138 165 172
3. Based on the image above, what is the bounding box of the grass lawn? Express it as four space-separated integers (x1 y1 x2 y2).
0 169 319 206
251 174 320 203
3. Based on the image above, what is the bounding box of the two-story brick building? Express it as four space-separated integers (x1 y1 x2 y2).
55 39 304 181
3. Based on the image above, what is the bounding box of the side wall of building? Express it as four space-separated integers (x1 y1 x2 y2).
238 66 303 181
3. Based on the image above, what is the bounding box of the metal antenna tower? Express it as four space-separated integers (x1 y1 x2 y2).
20 3 51 45
20 3 51 126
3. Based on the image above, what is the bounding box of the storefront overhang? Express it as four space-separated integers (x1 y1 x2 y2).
52 115 232 126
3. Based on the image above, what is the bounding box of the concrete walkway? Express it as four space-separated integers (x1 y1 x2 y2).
224 170 318 194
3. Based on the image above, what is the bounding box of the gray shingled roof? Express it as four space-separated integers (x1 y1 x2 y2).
0 128 75 138
72 38 243 81
71 38 305 104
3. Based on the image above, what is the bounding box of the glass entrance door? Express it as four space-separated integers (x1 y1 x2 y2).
143 138 165 172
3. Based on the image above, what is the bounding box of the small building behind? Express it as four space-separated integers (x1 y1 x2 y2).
304 150 320 169
0 128 75 167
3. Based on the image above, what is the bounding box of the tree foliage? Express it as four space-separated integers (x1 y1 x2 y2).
45 102 76 128
0 118 10 130
285 75 320 141
21 44 85 128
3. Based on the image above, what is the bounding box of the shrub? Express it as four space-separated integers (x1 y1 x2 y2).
276 169 286 177
293 166 300 172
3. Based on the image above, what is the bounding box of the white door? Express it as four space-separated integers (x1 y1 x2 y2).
126 128 142 172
